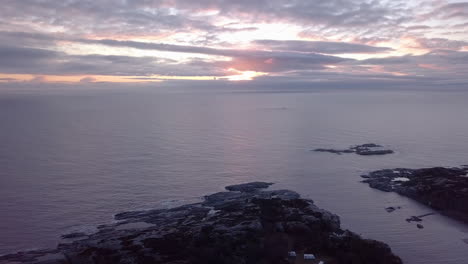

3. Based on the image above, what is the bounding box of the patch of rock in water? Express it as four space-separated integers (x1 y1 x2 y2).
405 213 436 223
385 206 401 213
314 144 394 156
361 166 468 224
0 182 402 264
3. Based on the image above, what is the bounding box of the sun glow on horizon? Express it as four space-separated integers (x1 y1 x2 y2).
225 69 267 81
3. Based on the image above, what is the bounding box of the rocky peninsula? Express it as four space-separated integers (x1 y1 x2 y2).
314 144 394 156
0 182 402 264
361 166 468 224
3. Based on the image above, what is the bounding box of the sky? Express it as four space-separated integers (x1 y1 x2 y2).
0 0 467 89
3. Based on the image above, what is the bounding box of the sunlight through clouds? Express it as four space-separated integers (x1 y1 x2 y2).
0 0 467 87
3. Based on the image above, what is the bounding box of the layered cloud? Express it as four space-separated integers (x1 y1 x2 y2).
253 40 394 54
0 0 467 88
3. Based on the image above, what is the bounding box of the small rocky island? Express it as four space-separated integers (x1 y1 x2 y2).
0 182 402 264
314 144 394 156
362 166 468 223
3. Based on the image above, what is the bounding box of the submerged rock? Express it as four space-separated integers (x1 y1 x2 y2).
362 166 468 223
314 143 394 156
0 183 402 264
314 148 354 154
385 207 401 213
406 216 423 223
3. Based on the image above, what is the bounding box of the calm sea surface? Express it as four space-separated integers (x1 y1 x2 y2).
1 87 468 263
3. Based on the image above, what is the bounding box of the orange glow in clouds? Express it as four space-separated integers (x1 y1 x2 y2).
0 72 269 83
367 65 408 76
0 74 163 83
418 64 445 70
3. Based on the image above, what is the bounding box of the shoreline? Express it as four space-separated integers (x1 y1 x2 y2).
0 182 402 264
362 166 468 225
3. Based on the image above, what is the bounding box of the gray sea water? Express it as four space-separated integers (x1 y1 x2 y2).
1 86 468 263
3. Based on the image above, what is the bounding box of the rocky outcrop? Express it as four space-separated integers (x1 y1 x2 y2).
225 182 274 192
362 167 468 223
0 182 402 264
314 144 394 156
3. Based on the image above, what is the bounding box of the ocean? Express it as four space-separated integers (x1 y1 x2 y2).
1 86 468 263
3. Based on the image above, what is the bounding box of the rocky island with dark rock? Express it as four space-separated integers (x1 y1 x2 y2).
0 182 402 264
314 144 394 156
361 166 468 223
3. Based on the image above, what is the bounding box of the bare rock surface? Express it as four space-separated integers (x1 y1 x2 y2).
314 144 394 156
225 182 274 192
0 182 402 264
362 167 468 223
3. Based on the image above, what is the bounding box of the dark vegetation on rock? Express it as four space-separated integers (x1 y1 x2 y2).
362 166 468 224
314 144 394 156
0 182 402 264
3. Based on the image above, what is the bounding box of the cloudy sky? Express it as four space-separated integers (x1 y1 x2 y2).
1 0 467 88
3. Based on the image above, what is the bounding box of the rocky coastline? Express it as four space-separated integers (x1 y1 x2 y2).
1 182 402 264
361 166 468 224
314 144 394 156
